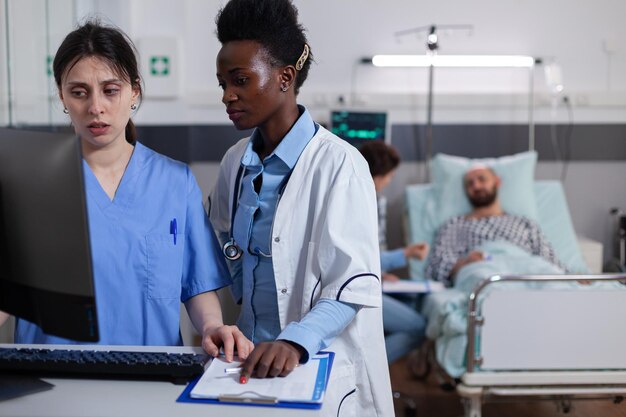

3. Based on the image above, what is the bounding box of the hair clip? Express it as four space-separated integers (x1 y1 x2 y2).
295 44 310 71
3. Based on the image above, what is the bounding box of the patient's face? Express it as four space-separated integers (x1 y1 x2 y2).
464 168 499 208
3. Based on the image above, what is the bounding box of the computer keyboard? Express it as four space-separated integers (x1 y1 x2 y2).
0 347 209 385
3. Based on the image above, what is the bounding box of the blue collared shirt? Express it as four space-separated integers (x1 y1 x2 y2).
233 106 357 360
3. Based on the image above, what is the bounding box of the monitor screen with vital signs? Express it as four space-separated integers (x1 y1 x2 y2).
330 111 388 144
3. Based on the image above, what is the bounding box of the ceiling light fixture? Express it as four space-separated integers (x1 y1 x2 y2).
367 54 535 68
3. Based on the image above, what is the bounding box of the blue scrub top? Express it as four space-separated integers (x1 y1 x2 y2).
15 142 230 346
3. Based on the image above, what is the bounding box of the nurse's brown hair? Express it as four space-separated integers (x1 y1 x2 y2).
359 141 400 177
53 20 142 143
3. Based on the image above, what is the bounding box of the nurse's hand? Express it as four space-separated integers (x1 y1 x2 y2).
202 325 254 362
0 311 9 327
240 340 303 379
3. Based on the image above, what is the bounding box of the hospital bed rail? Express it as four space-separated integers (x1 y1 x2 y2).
461 273 626 417
466 273 626 372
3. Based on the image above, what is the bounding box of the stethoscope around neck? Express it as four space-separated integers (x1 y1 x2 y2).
222 164 293 261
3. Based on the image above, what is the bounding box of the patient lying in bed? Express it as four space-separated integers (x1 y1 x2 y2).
421 164 570 378
425 164 567 287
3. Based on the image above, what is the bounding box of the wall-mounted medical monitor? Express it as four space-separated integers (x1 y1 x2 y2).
330 111 389 145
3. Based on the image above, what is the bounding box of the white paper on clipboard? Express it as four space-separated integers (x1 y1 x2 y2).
190 353 332 405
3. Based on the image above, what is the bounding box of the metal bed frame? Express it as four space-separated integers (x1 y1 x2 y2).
459 273 626 417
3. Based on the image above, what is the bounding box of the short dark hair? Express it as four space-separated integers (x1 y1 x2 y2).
215 0 313 95
358 141 401 177
463 165 498 185
53 20 142 143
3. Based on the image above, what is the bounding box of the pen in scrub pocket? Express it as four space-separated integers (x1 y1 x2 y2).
170 218 177 245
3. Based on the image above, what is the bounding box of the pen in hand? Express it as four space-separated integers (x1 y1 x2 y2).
224 367 248 384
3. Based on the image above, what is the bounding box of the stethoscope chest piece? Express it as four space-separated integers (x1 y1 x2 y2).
223 238 243 261
223 158 293 262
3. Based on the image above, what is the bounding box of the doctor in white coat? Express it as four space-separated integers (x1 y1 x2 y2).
208 1 394 416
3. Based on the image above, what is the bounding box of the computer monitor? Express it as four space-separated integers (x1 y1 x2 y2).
0 127 98 342
330 110 389 145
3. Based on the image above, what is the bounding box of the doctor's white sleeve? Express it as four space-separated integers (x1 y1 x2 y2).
208 156 243 304
317 173 382 308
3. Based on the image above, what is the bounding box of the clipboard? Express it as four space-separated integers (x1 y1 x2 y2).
177 351 334 409
382 279 445 294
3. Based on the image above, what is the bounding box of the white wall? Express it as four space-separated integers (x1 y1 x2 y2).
4 0 624 123
65 0 626 125
2 0 625 266
0 0 74 125
3 0 626 124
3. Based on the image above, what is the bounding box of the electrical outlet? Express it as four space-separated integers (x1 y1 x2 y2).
602 38 619 54
574 94 589 106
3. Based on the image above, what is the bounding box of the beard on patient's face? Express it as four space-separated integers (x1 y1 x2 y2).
468 184 498 208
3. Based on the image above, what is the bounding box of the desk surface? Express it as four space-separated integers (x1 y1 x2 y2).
0 344 317 417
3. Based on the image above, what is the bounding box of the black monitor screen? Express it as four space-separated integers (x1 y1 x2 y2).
0 128 98 342
330 111 388 144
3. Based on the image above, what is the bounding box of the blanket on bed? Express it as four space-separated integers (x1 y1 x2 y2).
422 240 565 378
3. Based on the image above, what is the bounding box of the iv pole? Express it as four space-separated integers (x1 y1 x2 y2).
424 26 438 182
394 24 473 182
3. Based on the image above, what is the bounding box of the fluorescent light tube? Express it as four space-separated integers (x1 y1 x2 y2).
371 55 534 68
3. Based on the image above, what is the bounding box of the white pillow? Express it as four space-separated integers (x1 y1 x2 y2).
431 151 538 227
406 151 539 278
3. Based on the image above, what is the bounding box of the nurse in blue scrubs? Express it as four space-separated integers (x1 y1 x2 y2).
13 21 252 361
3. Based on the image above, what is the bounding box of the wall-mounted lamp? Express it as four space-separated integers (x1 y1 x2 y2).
362 55 535 68
360 51 537 174
359 23 537 177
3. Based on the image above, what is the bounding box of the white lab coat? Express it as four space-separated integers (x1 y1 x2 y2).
209 126 394 417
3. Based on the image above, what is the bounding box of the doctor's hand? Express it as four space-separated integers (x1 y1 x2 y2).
404 242 430 260
240 340 303 379
202 325 254 362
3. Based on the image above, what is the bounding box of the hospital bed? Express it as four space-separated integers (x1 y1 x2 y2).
458 273 626 417
405 179 626 416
